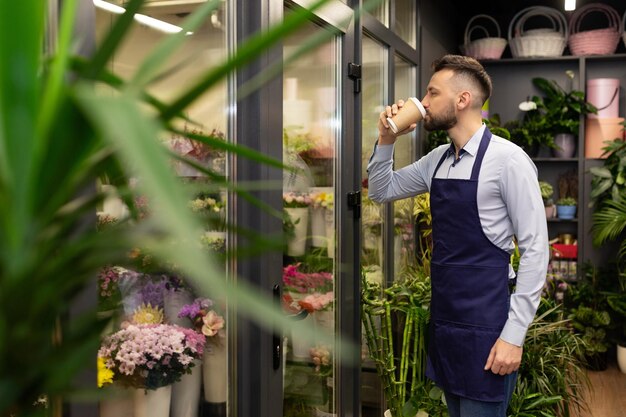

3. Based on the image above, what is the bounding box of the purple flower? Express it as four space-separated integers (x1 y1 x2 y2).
140 279 167 308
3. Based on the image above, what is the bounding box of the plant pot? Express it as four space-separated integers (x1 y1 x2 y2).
617 343 626 374
552 133 576 158
203 341 228 403
310 206 327 247
544 204 556 219
134 385 172 417
556 205 576 220
99 385 134 417
285 207 309 257
171 360 201 417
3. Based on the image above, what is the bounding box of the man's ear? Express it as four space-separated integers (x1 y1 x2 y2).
456 91 472 110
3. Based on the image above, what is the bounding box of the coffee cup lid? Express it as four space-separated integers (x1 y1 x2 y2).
386 117 399 133
408 97 426 118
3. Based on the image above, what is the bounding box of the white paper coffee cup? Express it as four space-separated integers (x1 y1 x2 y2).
386 97 426 133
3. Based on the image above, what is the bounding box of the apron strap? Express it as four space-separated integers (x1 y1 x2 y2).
470 128 492 181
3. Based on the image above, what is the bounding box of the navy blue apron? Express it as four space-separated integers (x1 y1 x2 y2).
425 128 511 402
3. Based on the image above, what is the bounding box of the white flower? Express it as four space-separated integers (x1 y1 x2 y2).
519 100 537 111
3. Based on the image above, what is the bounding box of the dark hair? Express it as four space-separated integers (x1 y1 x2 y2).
431 55 492 105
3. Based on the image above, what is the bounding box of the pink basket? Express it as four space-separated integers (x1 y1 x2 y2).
462 14 507 60
568 3 621 56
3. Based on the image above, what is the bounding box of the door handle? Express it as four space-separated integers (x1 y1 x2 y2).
272 284 282 370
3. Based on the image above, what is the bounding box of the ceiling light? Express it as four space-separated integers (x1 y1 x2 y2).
564 0 576 11
93 0 193 35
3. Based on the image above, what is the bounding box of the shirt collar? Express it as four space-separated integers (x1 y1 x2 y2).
446 123 487 158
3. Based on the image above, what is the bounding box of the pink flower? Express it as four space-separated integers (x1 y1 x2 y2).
201 310 225 337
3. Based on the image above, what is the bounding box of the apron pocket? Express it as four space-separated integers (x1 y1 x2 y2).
428 320 505 402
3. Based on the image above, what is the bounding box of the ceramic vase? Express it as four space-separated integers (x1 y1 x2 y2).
314 309 334 336
324 209 334 259
310 206 327 247
171 360 202 417
203 341 228 403
99 385 134 417
552 133 576 158
285 207 309 257
291 314 314 359
617 343 626 374
134 385 172 417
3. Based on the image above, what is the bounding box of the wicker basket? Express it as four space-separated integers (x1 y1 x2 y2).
508 6 567 58
462 14 507 60
568 3 621 56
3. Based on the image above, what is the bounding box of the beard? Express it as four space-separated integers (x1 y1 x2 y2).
424 102 457 132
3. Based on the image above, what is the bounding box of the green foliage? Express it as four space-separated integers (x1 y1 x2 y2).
505 97 556 152
589 136 626 209
556 197 577 206
539 181 554 206
483 113 511 139
0 0 344 413
425 130 450 153
532 76 597 135
508 299 590 417
361 271 437 417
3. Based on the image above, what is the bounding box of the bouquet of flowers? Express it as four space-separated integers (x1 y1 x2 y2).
190 194 226 232
310 190 334 210
178 298 226 345
297 292 334 313
282 263 333 294
98 323 205 390
283 191 312 208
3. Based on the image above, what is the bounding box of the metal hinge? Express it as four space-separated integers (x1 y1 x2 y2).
348 62 362 94
347 190 361 219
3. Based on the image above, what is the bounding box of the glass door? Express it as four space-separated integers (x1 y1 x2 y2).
281 10 340 417
94 2 231 417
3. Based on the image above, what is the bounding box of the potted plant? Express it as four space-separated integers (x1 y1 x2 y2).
532 73 597 158
539 181 556 219
556 197 577 219
506 97 555 156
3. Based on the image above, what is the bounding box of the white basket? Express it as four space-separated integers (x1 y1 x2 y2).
508 6 567 58
462 14 507 60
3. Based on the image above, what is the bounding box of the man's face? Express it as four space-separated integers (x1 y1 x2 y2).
421 69 458 132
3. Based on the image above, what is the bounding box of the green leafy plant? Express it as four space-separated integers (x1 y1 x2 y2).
424 129 450 153
505 97 555 153
532 74 597 136
556 197 577 206
508 300 590 417
361 272 437 417
0 0 351 414
539 181 554 206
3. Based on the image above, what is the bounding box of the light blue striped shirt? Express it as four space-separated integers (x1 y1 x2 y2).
367 124 549 346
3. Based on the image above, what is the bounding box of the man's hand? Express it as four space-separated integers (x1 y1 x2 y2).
378 99 417 145
484 338 522 375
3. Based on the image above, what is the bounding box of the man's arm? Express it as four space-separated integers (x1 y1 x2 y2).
367 101 432 203
484 150 549 375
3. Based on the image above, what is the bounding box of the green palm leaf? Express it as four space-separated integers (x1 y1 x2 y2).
591 194 626 261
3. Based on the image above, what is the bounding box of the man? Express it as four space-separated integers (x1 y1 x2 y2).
367 55 549 417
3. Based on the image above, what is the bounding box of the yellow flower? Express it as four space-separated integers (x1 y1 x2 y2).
132 303 164 324
97 357 114 388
